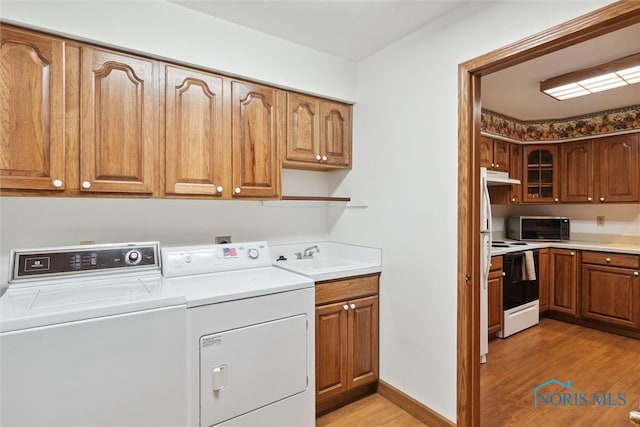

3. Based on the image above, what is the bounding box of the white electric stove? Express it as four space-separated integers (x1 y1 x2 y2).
162 241 315 427
0 242 187 426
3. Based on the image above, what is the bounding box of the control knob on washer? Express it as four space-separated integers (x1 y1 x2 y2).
247 248 259 260
126 250 142 265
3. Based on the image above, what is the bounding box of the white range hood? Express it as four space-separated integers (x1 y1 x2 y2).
486 170 521 186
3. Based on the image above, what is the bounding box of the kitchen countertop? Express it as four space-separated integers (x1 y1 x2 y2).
491 240 640 257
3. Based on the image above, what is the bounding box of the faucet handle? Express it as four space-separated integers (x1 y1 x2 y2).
294 252 303 260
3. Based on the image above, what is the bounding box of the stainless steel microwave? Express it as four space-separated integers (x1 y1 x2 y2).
507 216 570 241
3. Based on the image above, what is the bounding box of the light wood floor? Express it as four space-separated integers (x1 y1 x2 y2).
316 394 427 427
481 317 640 426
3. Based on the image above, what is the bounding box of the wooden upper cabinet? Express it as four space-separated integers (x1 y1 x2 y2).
165 65 227 196
597 133 639 203
320 100 351 168
522 144 559 203
230 80 281 198
80 46 157 194
560 140 595 203
508 143 522 204
286 93 320 164
0 25 66 191
480 136 509 173
283 94 351 170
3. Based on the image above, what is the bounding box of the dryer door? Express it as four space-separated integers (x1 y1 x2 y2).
200 314 308 426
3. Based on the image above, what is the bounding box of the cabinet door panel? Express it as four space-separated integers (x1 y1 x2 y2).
321 101 351 167
598 134 639 202
165 66 226 196
480 136 493 169
349 295 378 389
231 81 279 198
286 93 319 163
549 249 579 316
509 143 522 204
538 249 550 313
0 26 65 190
560 140 594 202
487 271 503 335
581 264 640 329
523 145 558 203
81 47 156 194
316 302 349 402
493 140 509 172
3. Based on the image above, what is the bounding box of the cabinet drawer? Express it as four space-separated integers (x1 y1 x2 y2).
490 256 503 272
315 274 379 305
581 251 640 268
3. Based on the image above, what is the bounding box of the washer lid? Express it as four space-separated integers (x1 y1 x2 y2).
164 266 313 307
0 275 185 333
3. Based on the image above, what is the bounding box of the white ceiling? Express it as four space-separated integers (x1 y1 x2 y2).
169 1 640 120
168 0 466 62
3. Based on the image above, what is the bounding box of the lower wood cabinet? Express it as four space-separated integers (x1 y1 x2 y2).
488 256 503 336
315 274 379 413
549 248 579 317
581 251 640 330
538 248 550 313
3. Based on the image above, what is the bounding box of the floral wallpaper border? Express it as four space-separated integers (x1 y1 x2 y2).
481 104 640 142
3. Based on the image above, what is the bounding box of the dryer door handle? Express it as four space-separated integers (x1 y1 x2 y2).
212 365 228 392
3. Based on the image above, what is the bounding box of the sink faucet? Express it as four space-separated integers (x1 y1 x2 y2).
296 245 320 260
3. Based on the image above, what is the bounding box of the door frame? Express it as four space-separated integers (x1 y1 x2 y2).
456 2 640 425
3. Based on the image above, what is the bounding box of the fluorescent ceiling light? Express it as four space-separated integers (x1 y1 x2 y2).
541 53 640 100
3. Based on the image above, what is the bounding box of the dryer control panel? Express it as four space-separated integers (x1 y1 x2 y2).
10 242 160 281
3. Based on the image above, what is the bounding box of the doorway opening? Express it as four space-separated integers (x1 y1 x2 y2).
456 3 640 426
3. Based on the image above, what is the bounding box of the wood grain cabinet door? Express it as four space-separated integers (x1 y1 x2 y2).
581 264 640 330
230 80 280 198
285 93 320 164
320 100 351 168
492 140 509 172
80 47 157 194
165 65 227 196
479 136 493 170
560 140 595 203
316 301 349 402
0 26 65 191
487 270 503 336
597 134 639 203
508 143 522 203
538 248 550 313
348 295 379 389
549 248 579 317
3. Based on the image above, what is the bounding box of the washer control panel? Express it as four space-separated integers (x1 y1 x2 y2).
162 242 271 278
11 242 160 281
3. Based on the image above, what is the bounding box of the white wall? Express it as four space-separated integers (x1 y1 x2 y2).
328 1 614 421
0 0 356 101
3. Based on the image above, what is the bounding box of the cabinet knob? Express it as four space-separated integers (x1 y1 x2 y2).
587 197 592 201
600 197 605 202
349 303 356 309
511 197 516 202
343 304 349 310
495 164 499 168
82 181 91 189
322 155 328 162
316 155 321 161
491 163 495 167
605 257 611 263
554 198 559 202
634 272 639 276
234 187 241 194
502 272 506 276
52 179 63 188
216 186 223 193
570 252 575 256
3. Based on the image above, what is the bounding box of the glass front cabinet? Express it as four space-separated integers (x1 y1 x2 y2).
522 145 559 203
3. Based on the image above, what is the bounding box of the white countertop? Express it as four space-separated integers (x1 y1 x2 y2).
491 240 640 257
270 241 382 282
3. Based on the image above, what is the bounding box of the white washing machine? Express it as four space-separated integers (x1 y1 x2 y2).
0 242 187 427
162 241 315 427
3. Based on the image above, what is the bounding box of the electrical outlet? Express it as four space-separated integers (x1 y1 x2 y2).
596 216 605 226
215 235 232 244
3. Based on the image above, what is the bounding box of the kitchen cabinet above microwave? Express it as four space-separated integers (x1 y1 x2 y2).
480 136 509 173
